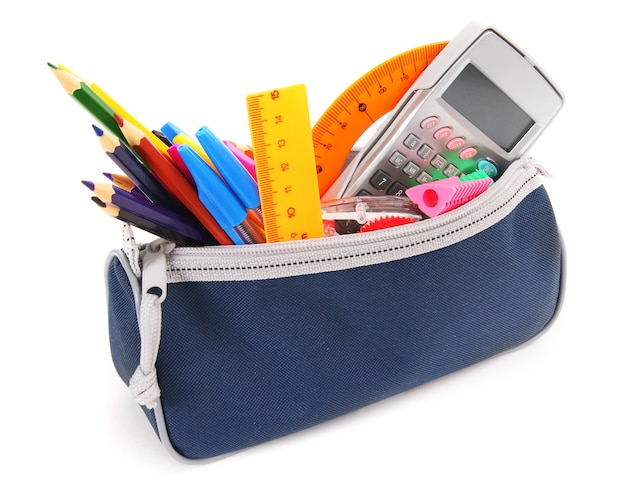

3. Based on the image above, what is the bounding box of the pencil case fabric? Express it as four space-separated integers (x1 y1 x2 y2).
104 157 565 463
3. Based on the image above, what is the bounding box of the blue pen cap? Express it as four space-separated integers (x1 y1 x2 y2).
160 121 187 144
195 126 261 210
175 144 247 229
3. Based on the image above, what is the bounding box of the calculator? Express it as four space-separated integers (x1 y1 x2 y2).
321 21 564 200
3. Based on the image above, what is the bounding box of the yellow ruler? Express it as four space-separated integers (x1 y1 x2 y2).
246 84 324 243
312 41 448 197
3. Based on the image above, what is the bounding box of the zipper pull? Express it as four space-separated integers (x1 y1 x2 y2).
129 238 175 409
524 156 552 178
141 238 176 302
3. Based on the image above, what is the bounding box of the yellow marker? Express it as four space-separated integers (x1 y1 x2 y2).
312 41 448 196
246 84 324 243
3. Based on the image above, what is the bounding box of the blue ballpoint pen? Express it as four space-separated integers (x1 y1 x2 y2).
171 144 265 244
194 125 263 222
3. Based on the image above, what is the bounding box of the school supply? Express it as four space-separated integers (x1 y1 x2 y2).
85 181 217 246
49 20 566 464
322 22 564 201
224 140 257 181
320 195 423 236
405 171 492 218
171 144 264 244
246 84 324 243
116 114 232 245
93 125 186 213
49 63 125 141
311 42 448 196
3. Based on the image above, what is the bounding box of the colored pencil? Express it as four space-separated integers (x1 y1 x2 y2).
53 62 171 156
91 196 208 247
83 180 217 245
116 114 233 245
48 63 126 141
89 81 171 156
93 125 185 213
102 172 144 196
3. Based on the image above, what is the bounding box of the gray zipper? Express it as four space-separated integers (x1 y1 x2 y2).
158 157 545 283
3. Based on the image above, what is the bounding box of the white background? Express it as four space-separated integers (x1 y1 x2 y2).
2 1 624 483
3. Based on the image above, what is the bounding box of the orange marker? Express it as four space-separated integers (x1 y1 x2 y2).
115 114 233 245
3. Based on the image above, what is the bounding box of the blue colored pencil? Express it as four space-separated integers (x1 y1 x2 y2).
92 125 186 214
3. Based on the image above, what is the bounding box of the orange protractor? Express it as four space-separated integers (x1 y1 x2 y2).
312 41 448 197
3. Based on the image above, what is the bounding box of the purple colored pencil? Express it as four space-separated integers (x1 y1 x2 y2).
83 180 216 245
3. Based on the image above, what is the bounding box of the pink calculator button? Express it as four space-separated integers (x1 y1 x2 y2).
458 146 477 160
420 116 440 130
434 126 453 140
446 137 465 150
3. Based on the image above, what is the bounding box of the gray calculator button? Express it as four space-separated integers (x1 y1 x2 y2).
430 154 447 170
417 144 434 161
402 161 420 178
389 151 407 168
370 170 393 190
443 163 460 177
416 171 433 184
387 182 407 196
403 133 420 150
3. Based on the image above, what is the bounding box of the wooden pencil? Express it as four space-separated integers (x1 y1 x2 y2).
52 62 170 156
93 125 186 214
116 114 233 245
48 63 126 142
84 181 217 245
91 196 208 247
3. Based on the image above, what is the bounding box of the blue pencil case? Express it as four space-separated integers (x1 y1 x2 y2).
105 157 565 463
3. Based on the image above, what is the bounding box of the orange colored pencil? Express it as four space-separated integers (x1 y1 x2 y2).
115 114 233 245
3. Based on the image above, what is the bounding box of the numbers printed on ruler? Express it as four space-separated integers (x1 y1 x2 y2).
312 42 448 197
246 84 324 243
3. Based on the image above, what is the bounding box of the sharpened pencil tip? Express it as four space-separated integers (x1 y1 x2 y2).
92 124 104 136
81 180 95 191
113 113 124 127
47 62 58 69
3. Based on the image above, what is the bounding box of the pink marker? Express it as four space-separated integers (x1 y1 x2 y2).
406 175 492 218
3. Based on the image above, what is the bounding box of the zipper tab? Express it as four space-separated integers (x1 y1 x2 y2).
130 238 175 410
141 239 176 303
524 156 552 178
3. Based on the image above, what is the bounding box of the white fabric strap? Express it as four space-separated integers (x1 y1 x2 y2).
128 239 175 409
121 224 141 278
129 292 162 409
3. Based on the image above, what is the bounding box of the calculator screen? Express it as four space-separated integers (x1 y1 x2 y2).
442 63 535 152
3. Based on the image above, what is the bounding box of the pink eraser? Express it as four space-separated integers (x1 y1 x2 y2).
406 176 491 217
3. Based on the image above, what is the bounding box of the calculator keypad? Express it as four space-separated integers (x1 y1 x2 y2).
357 114 491 196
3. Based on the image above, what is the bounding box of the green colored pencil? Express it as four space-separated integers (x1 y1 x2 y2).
47 62 126 142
